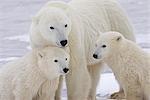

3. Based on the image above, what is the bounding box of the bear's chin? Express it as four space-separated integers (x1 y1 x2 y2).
60 72 69 76
45 73 60 80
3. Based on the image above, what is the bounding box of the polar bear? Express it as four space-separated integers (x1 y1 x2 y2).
93 31 150 100
0 47 70 100
30 0 135 100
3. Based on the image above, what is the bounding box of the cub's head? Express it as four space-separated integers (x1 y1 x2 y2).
37 47 70 80
32 4 71 47
93 31 124 60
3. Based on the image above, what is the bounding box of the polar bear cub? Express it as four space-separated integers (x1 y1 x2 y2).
93 31 150 100
0 46 70 100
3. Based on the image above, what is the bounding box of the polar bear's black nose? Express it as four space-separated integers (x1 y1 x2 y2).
63 68 69 73
60 40 68 47
93 54 98 59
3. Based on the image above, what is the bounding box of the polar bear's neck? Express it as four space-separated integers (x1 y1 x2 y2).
30 24 51 48
30 32 50 48
22 51 47 96
105 40 147 75
26 67 46 96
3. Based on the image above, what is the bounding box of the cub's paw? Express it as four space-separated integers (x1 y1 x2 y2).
87 95 96 100
110 91 125 99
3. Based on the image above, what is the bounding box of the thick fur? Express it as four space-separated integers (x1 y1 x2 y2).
0 47 70 100
94 31 150 100
30 0 135 100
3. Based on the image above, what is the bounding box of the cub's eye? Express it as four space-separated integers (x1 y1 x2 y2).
65 24 67 28
102 45 106 48
54 60 58 62
50 26 54 30
65 58 67 60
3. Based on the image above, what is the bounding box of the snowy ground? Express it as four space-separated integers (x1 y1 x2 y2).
0 0 150 99
60 73 120 100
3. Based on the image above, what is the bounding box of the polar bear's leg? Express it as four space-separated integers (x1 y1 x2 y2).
55 76 64 100
33 81 52 100
142 79 150 100
126 90 143 100
34 80 59 100
110 75 125 99
0 93 12 100
34 78 59 100
124 82 143 100
66 60 91 100
14 88 32 100
110 88 125 99
65 48 91 100
87 62 104 100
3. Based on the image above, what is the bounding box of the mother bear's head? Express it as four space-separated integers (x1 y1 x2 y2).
31 1 71 47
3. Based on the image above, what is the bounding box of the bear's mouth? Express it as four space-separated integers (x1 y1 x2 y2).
59 69 69 75
93 53 103 60
60 72 69 75
97 55 102 59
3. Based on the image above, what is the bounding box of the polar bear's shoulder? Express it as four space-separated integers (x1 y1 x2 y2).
33 1 71 22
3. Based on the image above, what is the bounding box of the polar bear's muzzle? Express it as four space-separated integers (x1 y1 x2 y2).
58 60 70 75
93 48 102 60
56 33 68 47
93 54 98 59
60 40 68 47
93 53 102 59
60 67 69 75
63 68 69 74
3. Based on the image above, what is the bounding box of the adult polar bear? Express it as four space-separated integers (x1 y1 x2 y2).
30 0 135 100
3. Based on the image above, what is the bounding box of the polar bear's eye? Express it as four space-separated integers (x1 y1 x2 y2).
50 26 54 30
102 45 106 48
54 60 58 62
65 24 67 28
65 58 67 60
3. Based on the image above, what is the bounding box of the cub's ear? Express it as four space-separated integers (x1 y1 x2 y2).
37 51 45 58
45 1 69 10
116 36 122 42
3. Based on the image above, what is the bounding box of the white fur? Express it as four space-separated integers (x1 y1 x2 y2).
30 6 71 48
94 31 150 100
30 0 135 100
0 47 70 100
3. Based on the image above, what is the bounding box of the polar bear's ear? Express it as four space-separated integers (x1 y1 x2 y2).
46 1 69 10
116 36 122 42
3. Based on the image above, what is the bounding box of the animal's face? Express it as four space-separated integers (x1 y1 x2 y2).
37 47 70 80
34 7 71 47
93 32 123 60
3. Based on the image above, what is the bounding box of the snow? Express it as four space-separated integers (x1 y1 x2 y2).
0 57 18 61
96 73 119 99
4 34 29 42
60 73 120 100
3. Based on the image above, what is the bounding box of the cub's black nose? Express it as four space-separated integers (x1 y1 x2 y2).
60 40 68 47
93 54 98 59
63 68 69 73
